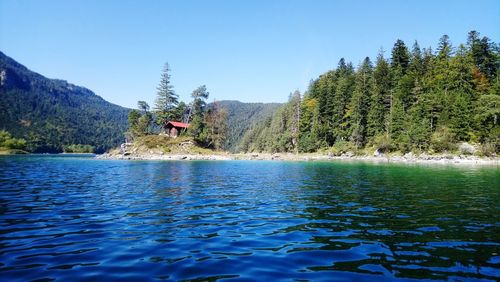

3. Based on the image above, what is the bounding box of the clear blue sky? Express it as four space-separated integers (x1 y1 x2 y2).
1 0 499 108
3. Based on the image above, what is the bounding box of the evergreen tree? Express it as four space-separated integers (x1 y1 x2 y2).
467 31 498 81
332 59 355 143
240 31 499 156
391 39 410 74
202 102 228 150
137 101 150 113
188 85 210 139
347 57 373 148
170 102 189 122
154 63 178 126
298 95 320 152
367 50 391 138
290 90 301 152
474 78 500 146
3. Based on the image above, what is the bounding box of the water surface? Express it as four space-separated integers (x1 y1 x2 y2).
0 155 499 281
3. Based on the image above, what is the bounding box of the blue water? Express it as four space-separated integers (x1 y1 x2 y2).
0 155 499 281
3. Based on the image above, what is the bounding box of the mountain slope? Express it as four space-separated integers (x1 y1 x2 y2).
0 51 130 153
216 100 281 152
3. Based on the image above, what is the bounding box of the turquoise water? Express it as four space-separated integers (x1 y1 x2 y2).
0 155 499 281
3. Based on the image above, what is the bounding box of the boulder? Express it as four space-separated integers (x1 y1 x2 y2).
459 142 476 155
403 152 415 160
344 151 354 158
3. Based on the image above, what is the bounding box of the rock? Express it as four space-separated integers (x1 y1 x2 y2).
344 151 354 158
373 149 382 157
404 152 415 160
419 153 430 160
459 142 476 155
391 156 402 162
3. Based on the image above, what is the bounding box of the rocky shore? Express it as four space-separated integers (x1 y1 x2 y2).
96 151 499 165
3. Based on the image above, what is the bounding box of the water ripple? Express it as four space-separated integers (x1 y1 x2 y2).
0 156 499 281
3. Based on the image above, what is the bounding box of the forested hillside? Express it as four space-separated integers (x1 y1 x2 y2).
0 52 130 153
216 100 281 152
242 32 499 155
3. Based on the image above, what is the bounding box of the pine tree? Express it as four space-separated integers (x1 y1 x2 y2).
154 63 178 126
298 95 320 152
188 85 210 139
203 102 228 150
333 60 356 143
238 31 499 155
137 101 150 113
347 57 373 148
290 90 301 153
467 31 498 82
367 50 391 139
391 39 410 74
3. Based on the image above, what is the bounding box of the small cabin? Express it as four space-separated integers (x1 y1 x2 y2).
164 121 189 138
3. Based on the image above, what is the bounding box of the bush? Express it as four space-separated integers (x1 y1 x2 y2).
373 134 393 153
328 140 355 156
430 126 455 152
478 143 497 157
0 130 27 150
63 144 95 153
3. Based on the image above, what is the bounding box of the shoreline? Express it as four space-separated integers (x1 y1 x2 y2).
95 152 499 166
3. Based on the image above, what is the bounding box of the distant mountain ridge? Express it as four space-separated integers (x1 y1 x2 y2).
0 51 130 153
0 52 282 153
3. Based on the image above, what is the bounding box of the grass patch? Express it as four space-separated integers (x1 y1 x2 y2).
131 135 219 155
0 147 28 155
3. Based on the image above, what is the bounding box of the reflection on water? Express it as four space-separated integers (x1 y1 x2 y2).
0 155 499 281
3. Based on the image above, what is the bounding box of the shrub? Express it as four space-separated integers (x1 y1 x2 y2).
63 144 95 153
458 142 476 155
373 134 393 153
430 126 455 152
328 140 355 156
478 143 497 157
0 130 27 150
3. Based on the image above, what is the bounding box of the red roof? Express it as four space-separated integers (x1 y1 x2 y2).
165 121 189 128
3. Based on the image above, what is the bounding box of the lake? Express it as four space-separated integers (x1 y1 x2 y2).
0 155 499 281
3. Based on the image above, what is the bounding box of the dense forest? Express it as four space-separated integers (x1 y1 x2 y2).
217 100 281 152
241 31 499 156
0 52 130 153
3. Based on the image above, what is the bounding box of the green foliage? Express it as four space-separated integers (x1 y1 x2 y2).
0 52 129 153
474 86 499 146
347 57 373 148
127 105 153 138
239 92 301 153
430 126 455 152
188 85 209 139
367 52 391 138
153 62 179 126
327 140 355 156
63 144 95 153
219 101 281 152
170 101 188 122
478 142 497 157
132 135 215 155
199 103 228 150
0 130 27 150
372 134 393 153
241 31 498 156
391 39 410 74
